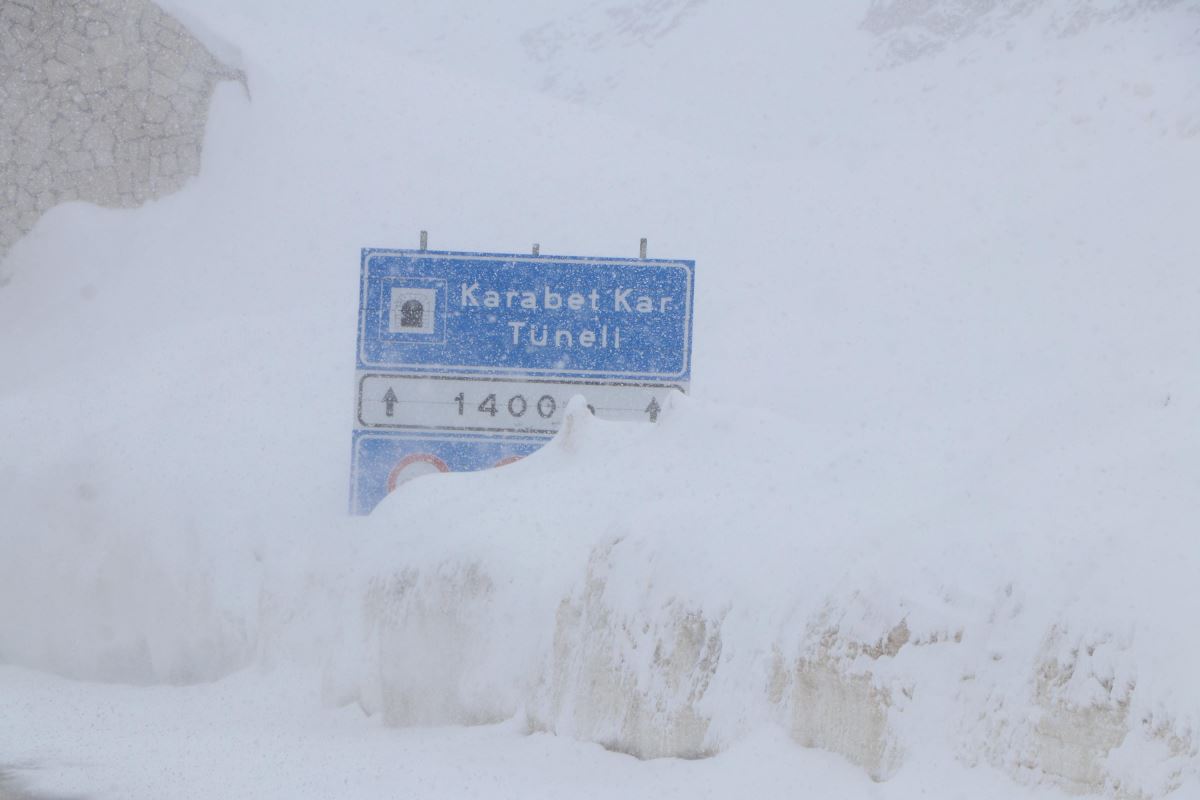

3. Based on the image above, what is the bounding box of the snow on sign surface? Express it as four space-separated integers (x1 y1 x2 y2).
349 248 695 513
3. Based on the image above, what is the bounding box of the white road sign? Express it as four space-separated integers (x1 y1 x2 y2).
357 373 681 434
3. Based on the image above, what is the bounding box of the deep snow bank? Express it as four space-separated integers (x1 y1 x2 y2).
330 394 1199 796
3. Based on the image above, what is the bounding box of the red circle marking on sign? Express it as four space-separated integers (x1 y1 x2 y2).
387 452 450 493
492 455 525 468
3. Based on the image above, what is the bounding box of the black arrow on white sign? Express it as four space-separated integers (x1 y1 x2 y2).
383 387 399 417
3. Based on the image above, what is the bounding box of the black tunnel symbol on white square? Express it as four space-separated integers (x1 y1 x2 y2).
389 287 438 334
399 299 424 328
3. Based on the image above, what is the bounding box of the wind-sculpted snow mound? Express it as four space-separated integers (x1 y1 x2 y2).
329 395 1200 796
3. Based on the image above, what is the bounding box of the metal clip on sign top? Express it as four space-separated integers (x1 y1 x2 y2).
418 232 644 261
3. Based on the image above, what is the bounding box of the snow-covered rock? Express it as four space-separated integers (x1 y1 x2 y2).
330 397 1200 794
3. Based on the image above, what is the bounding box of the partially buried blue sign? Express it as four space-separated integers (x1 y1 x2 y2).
349 247 695 514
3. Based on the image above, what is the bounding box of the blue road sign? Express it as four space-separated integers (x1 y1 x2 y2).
357 249 693 382
350 248 695 514
350 431 546 516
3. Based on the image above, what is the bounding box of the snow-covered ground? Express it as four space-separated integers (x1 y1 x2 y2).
2 1 1199 797
2 662 1085 800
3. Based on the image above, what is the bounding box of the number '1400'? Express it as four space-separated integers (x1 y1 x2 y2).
454 392 557 419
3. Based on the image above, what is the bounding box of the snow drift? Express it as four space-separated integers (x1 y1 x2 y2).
326 394 1200 795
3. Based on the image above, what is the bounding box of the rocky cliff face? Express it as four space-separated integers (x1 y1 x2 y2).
0 0 240 269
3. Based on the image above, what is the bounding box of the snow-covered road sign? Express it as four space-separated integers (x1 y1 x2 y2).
356 374 683 434
356 248 693 380
349 247 694 514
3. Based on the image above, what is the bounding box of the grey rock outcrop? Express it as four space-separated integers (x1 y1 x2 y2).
0 0 240 268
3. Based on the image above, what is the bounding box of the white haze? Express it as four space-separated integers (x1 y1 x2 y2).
1 1 1198 797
